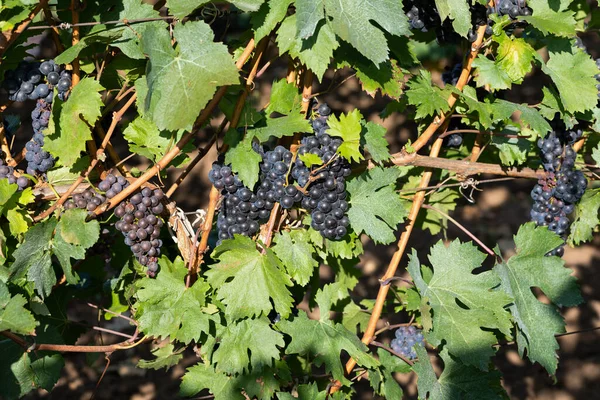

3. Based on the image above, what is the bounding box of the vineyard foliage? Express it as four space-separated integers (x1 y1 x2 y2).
0 0 599 399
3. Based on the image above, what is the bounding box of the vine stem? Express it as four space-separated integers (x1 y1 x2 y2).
70 0 81 86
89 38 257 218
0 1 45 56
33 93 138 222
0 123 16 166
194 37 269 269
26 16 178 30
421 204 495 257
331 23 490 393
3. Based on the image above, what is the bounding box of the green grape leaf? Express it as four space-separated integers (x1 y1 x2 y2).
224 132 263 190
490 99 552 134
53 25 123 65
434 0 472 37
346 167 406 244
403 176 459 235
206 235 293 320
369 348 410 399
494 223 582 374
278 284 378 384
277 383 328 400
0 340 64 400
413 347 508 400
45 78 104 166
252 0 293 42
266 79 302 115
406 70 452 118
273 230 318 286
57 209 99 248
568 190 600 246
0 180 32 236
277 16 339 81
521 0 577 37
0 281 37 335
180 363 243 400
408 241 513 370
252 113 313 143
213 317 284 374
326 109 363 162
138 343 184 370
362 121 390 163
168 0 264 18
494 32 536 83
458 86 494 128
141 21 240 131
135 257 214 344
542 49 600 114
298 153 323 167
592 144 600 165
340 300 371 333
471 55 512 91
295 0 410 65
491 135 531 166
123 117 191 166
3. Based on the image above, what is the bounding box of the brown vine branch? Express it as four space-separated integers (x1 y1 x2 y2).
34 93 137 222
0 123 16 166
0 1 45 56
70 0 81 86
89 38 257 218
332 23 490 393
27 16 179 30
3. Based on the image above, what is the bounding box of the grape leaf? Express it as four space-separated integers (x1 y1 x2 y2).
369 348 410 399
568 190 600 246
434 0 472 37
403 176 459 235
326 109 363 162
57 209 99 248
252 0 293 42
224 132 263 190
278 284 378 384
340 300 371 333
141 21 240 131
494 32 536 83
252 113 313 143
135 257 214 344
0 281 37 335
45 78 104 166
542 49 600 114
490 99 552 134
206 235 293 320
213 317 284 374
346 167 406 244
413 347 508 400
123 117 191 166
406 70 452 119
494 223 582 374
53 25 123 65
277 383 327 400
298 153 323 167
137 343 184 370
471 55 512 91
490 135 531 166
266 79 302 115
277 16 339 81
0 340 64 400
458 86 494 128
295 0 410 65
362 121 390 163
180 363 244 400
521 0 577 37
272 230 318 286
167 0 264 18
0 180 32 236
408 241 513 370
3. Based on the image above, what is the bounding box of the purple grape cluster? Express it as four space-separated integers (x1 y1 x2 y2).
404 0 440 33
64 188 106 213
2 60 71 103
390 326 425 360
491 0 531 19
0 158 29 190
98 174 166 277
294 104 351 240
259 146 300 209
25 99 55 175
530 129 587 256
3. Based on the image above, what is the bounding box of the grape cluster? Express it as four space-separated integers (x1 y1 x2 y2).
2 60 71 103
294 104 351 240
64 188 107 213
25 99 55 175
390 326 425 360
491 0 531 19
0 158 29 190
440 67 464 148
530 129 587 256
404 0 440 33
98 174 166 277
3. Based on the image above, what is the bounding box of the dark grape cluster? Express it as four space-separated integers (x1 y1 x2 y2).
0 158 29 190
259 146 301 209
294 104 351 240
64 188 107 213
441 66 465 148
98 174 166 277
210 163 263 243
404 0 440 33
25 99 55 175
530 129 587 256
390 326 425 360
2 60 71 103
491 0 531 19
